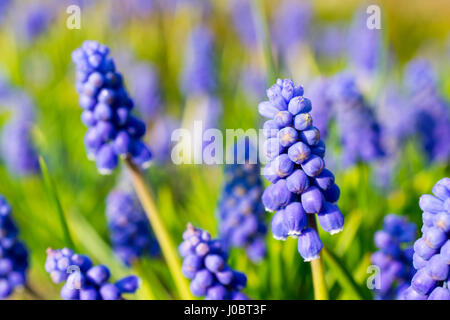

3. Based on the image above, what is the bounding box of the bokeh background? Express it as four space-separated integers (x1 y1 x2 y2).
0 0 449 300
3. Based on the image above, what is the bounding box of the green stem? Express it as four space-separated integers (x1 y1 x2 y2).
308 215 329 300
125 159 193 300
38 156 75 249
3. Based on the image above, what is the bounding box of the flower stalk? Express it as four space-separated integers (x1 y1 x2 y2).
308 214 328 300
125 158 193 300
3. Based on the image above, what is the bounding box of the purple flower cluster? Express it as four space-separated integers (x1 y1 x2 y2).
371 214 416 300
327 72 384 167
404 59 450 163
181 25 216 96
401 178 450 300
127 61 161 122
179 224 248 300
306 78 332 140
0 87 39 176
0 195 28 299
258 79 344 261
72 40 152 174
272 0 311 55
18 2 55 43
148 115 179 163
106 189 159 266
45 248 139 300
217 142 266 262
347 7 383 81
229 0 258 49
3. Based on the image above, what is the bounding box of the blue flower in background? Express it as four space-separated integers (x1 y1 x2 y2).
259 79 344 261
404 59 450 163
13 2 56 44
229 0 259 49
327 72 384 167
179 223 249 300
347 6 383 83
1 117 40 176
0 86 39 177
371 214 416 300
45 248 139 300
181 25 216 96
0 195 29 299
272 0 311 55
72 40 153 174
127 61 162 122
106 187 159 266
306 78 332 140
373 86 415 189
217 139 267 262
148 115 179 163
313 25 346 62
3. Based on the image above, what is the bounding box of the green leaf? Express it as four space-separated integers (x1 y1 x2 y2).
322 248 371 300
38 156 75 249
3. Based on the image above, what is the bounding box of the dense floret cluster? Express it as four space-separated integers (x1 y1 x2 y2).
217 142 266 262
402 177 450 300
106 189 159 266
328 72 384 167
181 25 216 96
0 195 29 299
258 78 344 261
72 40 152 174
404 59 450 163
45 248 139 300
179 224 248 300
371 214 417 299
0 82 39 176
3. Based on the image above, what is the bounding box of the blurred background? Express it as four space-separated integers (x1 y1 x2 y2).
0 0 449 300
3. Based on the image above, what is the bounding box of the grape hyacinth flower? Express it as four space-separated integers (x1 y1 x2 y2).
179 224 248 300
371 214 417 300
1 117 39 176
272 0 311 56
106 188 159 266
45 248 139 300
372 86 415 189
404 59 450 163
217 141 267 262
229 0 259 49
148 115 179 163
0 89 39 176
180 25 216 96
123 59 161 123
306 78 332 140
401 177 450 300
18 2 55 43
347 6 383 87
258 79 344 261
0 195 29 299
313 25 346 62
327 72 384 167
72 40 152 174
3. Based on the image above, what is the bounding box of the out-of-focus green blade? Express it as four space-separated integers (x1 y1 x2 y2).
322 248 371 300
38 156 75 249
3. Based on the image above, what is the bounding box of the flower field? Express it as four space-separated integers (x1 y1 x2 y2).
0 0 449 301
